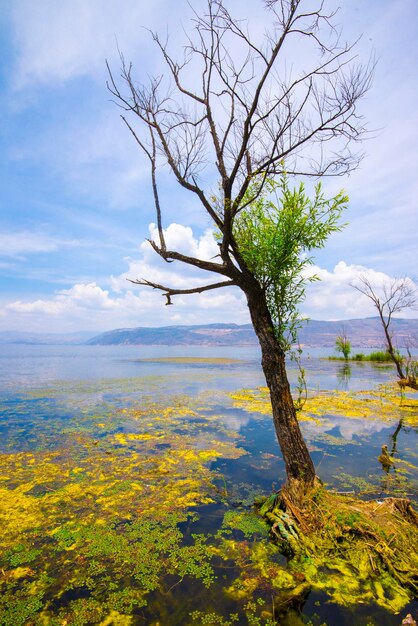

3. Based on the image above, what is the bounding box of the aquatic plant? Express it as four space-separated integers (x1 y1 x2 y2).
0 389 246 624
257 487 418 613
1 373 417 624
230 385 418 428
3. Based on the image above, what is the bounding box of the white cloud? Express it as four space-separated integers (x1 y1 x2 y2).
303 262 417 320
7 299 65 315
0 231 78 258
0 223 248 331
58 283 117 310
113 223 221 292
7 283 115 316
147 222 219 262
2 222 416 333
2 280 247 330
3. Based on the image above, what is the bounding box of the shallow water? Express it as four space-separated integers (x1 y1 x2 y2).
0 345 417 625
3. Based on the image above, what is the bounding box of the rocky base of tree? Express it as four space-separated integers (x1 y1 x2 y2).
256 486 418 613
398 377 418 391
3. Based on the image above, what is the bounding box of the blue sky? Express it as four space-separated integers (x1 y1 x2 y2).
0 0 417 332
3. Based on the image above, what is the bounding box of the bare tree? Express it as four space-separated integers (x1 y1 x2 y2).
107 0 374 503
352 276 417 389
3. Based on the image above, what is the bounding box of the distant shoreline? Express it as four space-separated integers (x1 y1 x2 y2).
1 317 418 348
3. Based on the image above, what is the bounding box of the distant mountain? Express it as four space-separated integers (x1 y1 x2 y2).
87 318 418 348
298 317 418 348
2 318 416 347
87 323 256 346
0 331 97 345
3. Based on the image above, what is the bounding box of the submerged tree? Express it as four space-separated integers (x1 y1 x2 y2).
352 276 418 389
108 0 373 502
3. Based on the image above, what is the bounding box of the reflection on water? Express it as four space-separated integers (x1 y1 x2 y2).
336 362 351 390
0 345 417 625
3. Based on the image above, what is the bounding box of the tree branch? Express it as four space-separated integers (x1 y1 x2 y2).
128 277 237 305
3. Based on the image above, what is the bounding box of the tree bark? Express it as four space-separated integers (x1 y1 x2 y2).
245 284 316 499
378 310 405 379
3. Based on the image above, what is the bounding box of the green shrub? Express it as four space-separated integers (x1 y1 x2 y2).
369 351 393 362
335 334 351 360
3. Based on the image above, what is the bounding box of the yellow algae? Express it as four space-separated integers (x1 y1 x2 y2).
230 385 418 427
126 432 164 440
2 376 416 624
0 390 250 624
230 388 272 416
0 486 43 545
139 357 243 364
114 432 166 444
99 611 134 625
6 567 34 579
212 530 299 603
230 387 318 422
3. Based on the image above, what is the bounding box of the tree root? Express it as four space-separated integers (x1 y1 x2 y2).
256 487 418 612
398 377 418 391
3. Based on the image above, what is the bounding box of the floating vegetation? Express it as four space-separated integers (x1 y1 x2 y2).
0 387 247 624
230 385 418 428
1 371 417 625
138 357 245 365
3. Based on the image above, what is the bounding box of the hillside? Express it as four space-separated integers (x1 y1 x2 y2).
87 318 418 348
2 318 416 347
298 317 418 348
87 323 256 346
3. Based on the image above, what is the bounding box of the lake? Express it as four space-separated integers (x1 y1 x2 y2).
0 344 417 625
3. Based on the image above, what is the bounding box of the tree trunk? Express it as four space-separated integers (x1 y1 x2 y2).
245 286 316 500
379 311 405 379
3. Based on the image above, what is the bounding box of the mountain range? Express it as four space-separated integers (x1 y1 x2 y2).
1 318 417 348
88 317 418 348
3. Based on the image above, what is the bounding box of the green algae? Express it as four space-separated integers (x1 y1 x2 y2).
221 510 270 539
190 599 277 625
227 383 418 615
257 487 418 614
1 373 417 625
0 387 247 624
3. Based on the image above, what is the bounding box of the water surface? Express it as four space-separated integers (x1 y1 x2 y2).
0 345 417 625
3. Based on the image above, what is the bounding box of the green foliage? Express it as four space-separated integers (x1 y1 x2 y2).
0 593 44 626
291 346 308 411
233 174 348 350
335 334 351 360
369 351 393 362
